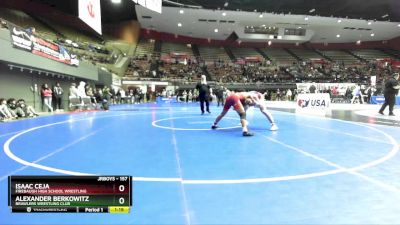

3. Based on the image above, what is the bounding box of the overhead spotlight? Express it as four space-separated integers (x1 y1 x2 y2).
259 14 263 18
268 41 272 46
222 12 226 16
370 33 375 37
214 28 219 33
305 16 309 21
111 0 121 3
179 9 184 14
178 22 182 27
336 34 340 38
397 24 400 27
224 1 228 7
382 14 389 18
298 26 302 29
367 21 372 25
277 35 282 39
309 8 315 13
337 19 342 23
356 40 361 45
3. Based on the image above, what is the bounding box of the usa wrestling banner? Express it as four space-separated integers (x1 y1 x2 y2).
9 25 79 66
296 93 331 116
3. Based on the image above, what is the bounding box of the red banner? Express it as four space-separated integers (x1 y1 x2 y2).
9 25 79 66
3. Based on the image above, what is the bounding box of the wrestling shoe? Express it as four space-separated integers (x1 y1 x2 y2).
270 123 278 131
211 124 218 129
378 111 384 115
242 131 254 136
389 113 396 116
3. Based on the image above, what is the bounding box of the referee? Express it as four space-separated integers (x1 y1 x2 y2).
195 75 211 114
379 73 400 116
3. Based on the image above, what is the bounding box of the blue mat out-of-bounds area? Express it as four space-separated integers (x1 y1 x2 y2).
1 103 400 225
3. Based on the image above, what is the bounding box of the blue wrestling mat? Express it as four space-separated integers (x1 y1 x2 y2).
1 102 400 224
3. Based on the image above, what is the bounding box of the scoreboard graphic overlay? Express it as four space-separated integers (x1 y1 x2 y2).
8 176 132 213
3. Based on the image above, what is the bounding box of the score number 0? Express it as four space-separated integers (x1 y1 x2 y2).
118 184 125 205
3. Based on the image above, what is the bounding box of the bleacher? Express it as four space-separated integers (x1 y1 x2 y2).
160 42 194 59
0 8 56 40
261 48 297 65
231 47 262 59
134 39 155 58
319 50 360 65
351 49 393 61
198 46 231 63
381 49 400 59
289 49 323 61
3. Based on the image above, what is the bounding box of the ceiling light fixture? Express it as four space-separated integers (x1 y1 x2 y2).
309 8 315 13
305 16 309 21
179 9 184 14
111 0 121 3
222 12 226 16
224 1 229 7
268 41 272 46
214 28 219 33
178 23 182 27
259 14 263 18
367 21 372 25
336 34 340 38
337 19 342 23
370 33 375 37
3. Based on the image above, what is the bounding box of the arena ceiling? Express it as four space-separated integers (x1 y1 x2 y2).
170 0 400 22
136 5 400 44
1 0 400 23
1 0 400 43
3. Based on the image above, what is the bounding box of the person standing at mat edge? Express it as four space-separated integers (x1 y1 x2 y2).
195 75 211 114
379 73 400 116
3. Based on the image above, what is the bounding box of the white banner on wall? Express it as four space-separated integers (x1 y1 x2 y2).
79 0 102 35
296 93 331 116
